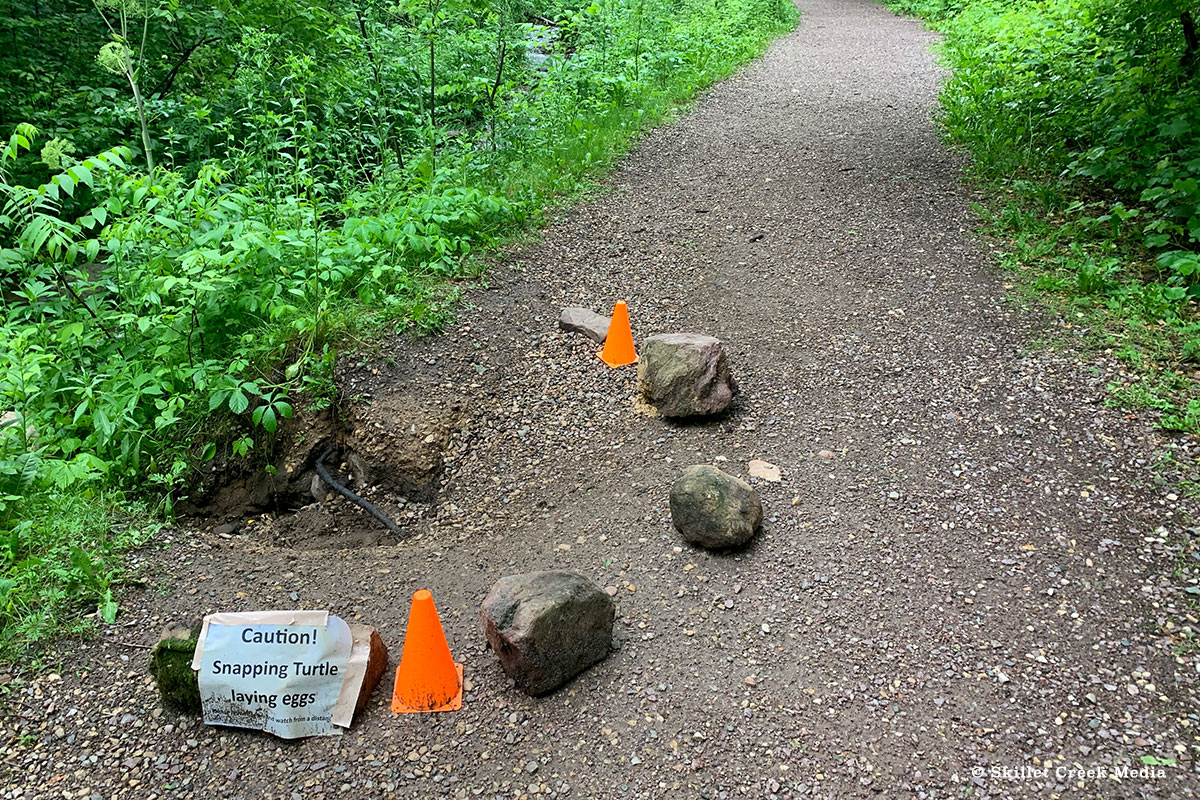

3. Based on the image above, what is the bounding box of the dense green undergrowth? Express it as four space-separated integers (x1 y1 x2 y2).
885 0 1200 425
0 0 797 657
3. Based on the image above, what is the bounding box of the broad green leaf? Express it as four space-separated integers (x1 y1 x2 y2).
228 390 249 414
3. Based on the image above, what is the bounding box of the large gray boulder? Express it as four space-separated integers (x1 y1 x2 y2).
480 571 614 696
559 307 610 343
670 465 762 549
637 334 736 417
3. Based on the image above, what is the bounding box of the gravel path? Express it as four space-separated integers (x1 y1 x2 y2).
6 1 1200 798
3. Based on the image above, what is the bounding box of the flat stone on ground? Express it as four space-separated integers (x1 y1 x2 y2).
559 307 611 343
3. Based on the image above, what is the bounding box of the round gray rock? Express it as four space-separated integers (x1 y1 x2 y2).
480 571 615 696
670 465 763 549
637 333 736 417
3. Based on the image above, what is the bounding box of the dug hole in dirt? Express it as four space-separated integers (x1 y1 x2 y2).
183 372 472 551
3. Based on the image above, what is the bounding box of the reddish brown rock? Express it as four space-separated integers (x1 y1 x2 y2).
480 571 614 696
350 624 389 714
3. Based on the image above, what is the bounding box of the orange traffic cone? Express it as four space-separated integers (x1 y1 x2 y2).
391 589 463 713
599 300 638 367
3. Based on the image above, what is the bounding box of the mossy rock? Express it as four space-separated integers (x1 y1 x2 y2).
669 464 762 549
149 623 201 713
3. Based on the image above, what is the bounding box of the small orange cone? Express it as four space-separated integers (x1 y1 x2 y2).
599 300 638 367
391 589 463 713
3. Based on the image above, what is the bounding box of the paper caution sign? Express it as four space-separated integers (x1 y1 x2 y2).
191 610 369 739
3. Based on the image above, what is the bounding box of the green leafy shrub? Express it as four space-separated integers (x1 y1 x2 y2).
0 0 797 655
890 0 1199 252
888 0 1200 429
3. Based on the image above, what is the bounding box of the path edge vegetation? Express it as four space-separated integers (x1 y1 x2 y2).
880 0 1200 432
0 0 798 660
882 0 1200 657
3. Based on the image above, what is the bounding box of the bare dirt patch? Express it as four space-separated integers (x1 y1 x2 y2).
184 384 471 550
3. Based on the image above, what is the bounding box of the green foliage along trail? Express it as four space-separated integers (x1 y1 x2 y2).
886 0 1200 429
0 0 797 655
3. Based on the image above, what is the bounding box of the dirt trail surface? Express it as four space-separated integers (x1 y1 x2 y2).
7 0 1200 798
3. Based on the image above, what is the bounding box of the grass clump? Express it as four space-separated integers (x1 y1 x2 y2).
0 486 158 657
